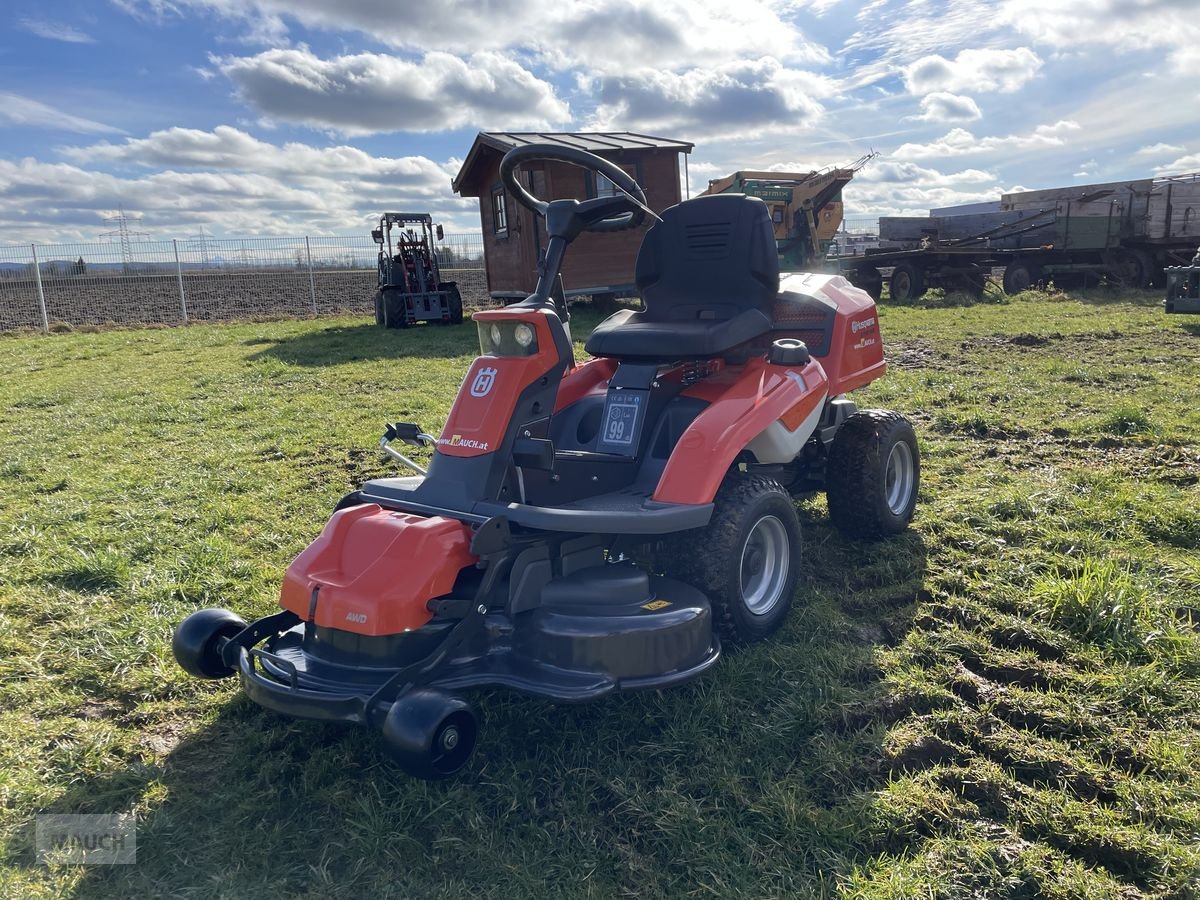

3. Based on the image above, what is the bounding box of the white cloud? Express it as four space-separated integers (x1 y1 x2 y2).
1136 143 1185 157
914 92 981 122
114 0 828 72
1000 0 1200 76
1156 154 1200 175
846 160 1006 216
215 46 569 135
587 59 836 140
16 16 96 43
894 120 1080 159
903 47 1042 95
0 92 123 135
2 126 477 238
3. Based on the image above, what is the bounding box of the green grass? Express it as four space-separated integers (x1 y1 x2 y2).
1 289 1199 898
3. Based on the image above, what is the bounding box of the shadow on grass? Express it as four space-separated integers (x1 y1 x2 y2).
248 321 480 366
13 528 927 898
1177 321 1200 336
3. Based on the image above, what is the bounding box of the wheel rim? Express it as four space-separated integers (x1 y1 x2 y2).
740 515 790 616
885 440 915 515
894 271 911 299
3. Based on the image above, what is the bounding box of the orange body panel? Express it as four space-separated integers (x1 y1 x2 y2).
279 504 477 636
554 356 616 413
808 277 885 395
655 357 829 504
437 309 561 458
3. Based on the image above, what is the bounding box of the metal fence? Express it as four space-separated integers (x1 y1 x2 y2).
0 233 487 332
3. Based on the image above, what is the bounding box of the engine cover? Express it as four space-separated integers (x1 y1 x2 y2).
279 504 476 636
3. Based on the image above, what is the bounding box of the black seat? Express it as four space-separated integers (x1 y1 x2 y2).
585 194 780 360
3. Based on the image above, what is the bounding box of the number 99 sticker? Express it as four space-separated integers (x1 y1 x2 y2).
603 394 642 447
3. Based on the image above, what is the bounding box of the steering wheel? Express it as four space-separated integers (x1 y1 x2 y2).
499 144 648 234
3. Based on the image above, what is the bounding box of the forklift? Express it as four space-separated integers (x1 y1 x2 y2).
372 213 463 327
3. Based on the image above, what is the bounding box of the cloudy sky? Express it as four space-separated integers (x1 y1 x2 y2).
1 0 1197 242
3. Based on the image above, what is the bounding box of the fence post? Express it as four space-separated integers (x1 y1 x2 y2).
305 236 317 316
173 239 188 324
30 244 49 333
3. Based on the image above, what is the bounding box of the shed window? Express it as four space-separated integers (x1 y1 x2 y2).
491 187 508 236
587 163 641 200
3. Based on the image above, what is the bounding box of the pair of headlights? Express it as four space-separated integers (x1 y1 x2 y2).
478 321 538 357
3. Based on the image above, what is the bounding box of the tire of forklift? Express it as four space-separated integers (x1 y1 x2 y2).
172 608 248 679
382 290 408 329
853 265 883 301
826 410 920 539
889 263 924 303
444 283 464 325
1002 260 1042 294
658 473 801 643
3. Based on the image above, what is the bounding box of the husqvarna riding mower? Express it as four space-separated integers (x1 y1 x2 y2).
173 144 919 778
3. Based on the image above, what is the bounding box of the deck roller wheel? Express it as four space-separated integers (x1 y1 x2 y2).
381 689 479 779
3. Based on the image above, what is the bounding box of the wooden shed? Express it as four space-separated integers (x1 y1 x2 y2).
451 132 693 301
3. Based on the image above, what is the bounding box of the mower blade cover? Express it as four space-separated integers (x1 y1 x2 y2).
279 504 477 636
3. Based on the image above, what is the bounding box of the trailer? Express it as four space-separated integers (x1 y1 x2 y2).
838 172 1200 301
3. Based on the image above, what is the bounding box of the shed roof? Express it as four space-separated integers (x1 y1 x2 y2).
452 131 693 194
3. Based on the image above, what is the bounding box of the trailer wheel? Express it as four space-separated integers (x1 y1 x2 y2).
853 265 883 301
889 263 925 302
1107 248 1156 289
1002 260 1042 294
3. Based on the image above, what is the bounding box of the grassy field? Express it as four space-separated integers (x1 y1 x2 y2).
1 288 1199 898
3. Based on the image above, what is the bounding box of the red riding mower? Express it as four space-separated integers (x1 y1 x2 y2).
174 144 919 778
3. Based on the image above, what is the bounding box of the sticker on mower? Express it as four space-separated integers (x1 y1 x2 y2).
469 366 497 397
642 600 671 611
851 316 876 334
437 434 491 451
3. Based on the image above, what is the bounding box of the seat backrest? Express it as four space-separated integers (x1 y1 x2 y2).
634 194 780 322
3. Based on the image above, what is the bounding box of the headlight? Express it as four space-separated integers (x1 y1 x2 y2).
514 323 535 348
489 324 502 348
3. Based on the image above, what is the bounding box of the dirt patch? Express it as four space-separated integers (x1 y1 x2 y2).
888 733 965 770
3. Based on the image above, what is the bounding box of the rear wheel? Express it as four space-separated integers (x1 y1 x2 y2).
889 263 925 302
660 474 801 643
373 290 386 326
826 410 920 538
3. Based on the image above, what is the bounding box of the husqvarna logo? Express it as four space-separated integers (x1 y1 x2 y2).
470 366 497 397
851 316 876 334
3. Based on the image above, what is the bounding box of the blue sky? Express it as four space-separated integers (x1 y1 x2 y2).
1 0 1197 242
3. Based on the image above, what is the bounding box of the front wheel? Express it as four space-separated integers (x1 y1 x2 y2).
826 410 920 538
660 474 801 643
